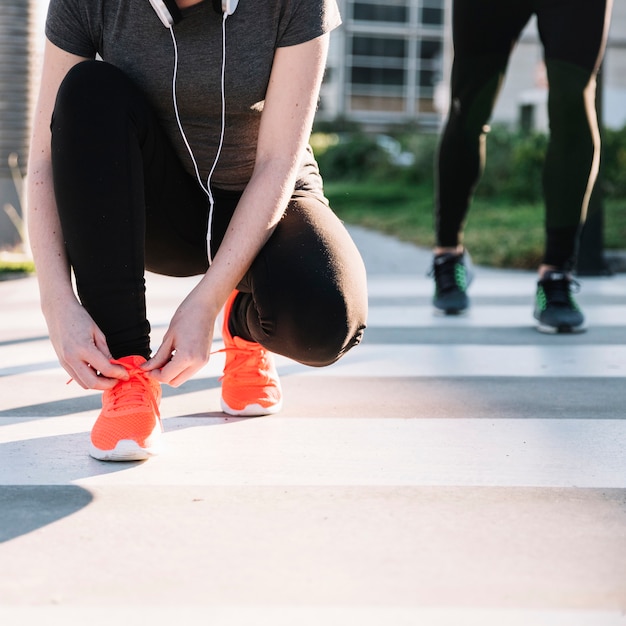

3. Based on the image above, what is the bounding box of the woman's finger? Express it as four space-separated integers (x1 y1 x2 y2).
143 338 174 371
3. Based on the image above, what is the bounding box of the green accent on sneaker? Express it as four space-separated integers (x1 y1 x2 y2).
533 270 585 333
454 263 468 291
535 285 548 312
431 251 473 315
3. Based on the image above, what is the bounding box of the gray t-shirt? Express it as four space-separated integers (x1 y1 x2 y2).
45 0 341 195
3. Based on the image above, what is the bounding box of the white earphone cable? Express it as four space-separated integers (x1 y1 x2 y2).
168 11 229 265
169 27 209 199
205 11 229 264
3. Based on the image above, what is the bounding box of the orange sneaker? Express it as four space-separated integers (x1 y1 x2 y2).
89 355 162 461
220 290 283 416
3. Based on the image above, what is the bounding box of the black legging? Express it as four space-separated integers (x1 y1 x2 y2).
50 61 367 366
436 0 611 270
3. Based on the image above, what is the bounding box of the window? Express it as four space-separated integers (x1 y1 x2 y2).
420 0 444 26
352 66 406 87
417 38 443 92
352 1 408 23
338 0 446 123
352 36 406 59
350 35 406 89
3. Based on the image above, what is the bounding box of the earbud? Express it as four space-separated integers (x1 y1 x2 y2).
151 0 238 26
148 0 181 28
222 0 239 15
212 0 239 15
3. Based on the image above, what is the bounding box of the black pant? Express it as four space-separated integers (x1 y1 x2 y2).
436 0 611 270
50 61 367 365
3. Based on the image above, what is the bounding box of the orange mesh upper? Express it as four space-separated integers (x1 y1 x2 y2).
91 355 162 451
220 290 282 412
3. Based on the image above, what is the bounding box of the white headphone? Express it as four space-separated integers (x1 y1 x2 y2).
148 0 239 27
148 0 239 263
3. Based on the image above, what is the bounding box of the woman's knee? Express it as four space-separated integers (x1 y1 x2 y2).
243 194 368 365
54 61 136 123
264 286 366 367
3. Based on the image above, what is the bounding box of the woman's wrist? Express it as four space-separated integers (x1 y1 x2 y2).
38 279 78 318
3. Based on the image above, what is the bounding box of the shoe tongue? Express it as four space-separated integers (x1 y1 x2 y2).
541 272 571 305
544 271 566 282
114 355 147 368
435 252 459 266
232 335 259 350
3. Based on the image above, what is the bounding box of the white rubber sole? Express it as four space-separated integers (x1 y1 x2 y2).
89 425 163 462
433 305 469 317
220 397 283 417
535 322 587 334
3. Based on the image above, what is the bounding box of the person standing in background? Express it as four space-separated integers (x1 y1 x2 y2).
431 0 613 332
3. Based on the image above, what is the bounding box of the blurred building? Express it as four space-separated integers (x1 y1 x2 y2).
2 0 625 248
319 0 446 130
0 0 36 250
319 0 626 133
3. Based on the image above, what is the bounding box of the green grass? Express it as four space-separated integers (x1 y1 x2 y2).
0 258 35 278
326 180 626 269
1 179 622 274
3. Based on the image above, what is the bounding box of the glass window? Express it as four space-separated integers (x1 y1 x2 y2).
417 39 442 92
353 2 408 23
351 66 405 87
341 0 445 121
418 68 437 89
419 39 442 61
420 0 444 26
353 36 406 59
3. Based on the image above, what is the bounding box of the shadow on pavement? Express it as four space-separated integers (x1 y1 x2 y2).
0 485 94 543
0 427 162 542
0 376 222 420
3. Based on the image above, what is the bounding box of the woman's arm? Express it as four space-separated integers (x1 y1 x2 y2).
146 33 330 386
28 40 130 389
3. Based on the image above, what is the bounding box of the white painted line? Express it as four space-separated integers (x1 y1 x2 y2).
366 304 626 327
1 417 624 488
366 273 626 298
1 343 625 381
0 606 623 626
300 344 626 378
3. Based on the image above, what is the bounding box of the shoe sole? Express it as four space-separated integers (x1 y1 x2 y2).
220 398 283 417
90 423 163 462
89 438 162 461
535 323 586 334
433 306 469 316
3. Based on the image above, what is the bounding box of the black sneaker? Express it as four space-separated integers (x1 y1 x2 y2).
534 270 585 333
431 251 473 315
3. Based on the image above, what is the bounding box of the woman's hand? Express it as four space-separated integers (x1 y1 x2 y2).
45 300 129 390
143 288 219 387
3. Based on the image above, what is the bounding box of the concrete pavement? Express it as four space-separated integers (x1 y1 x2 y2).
1 226 625 625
